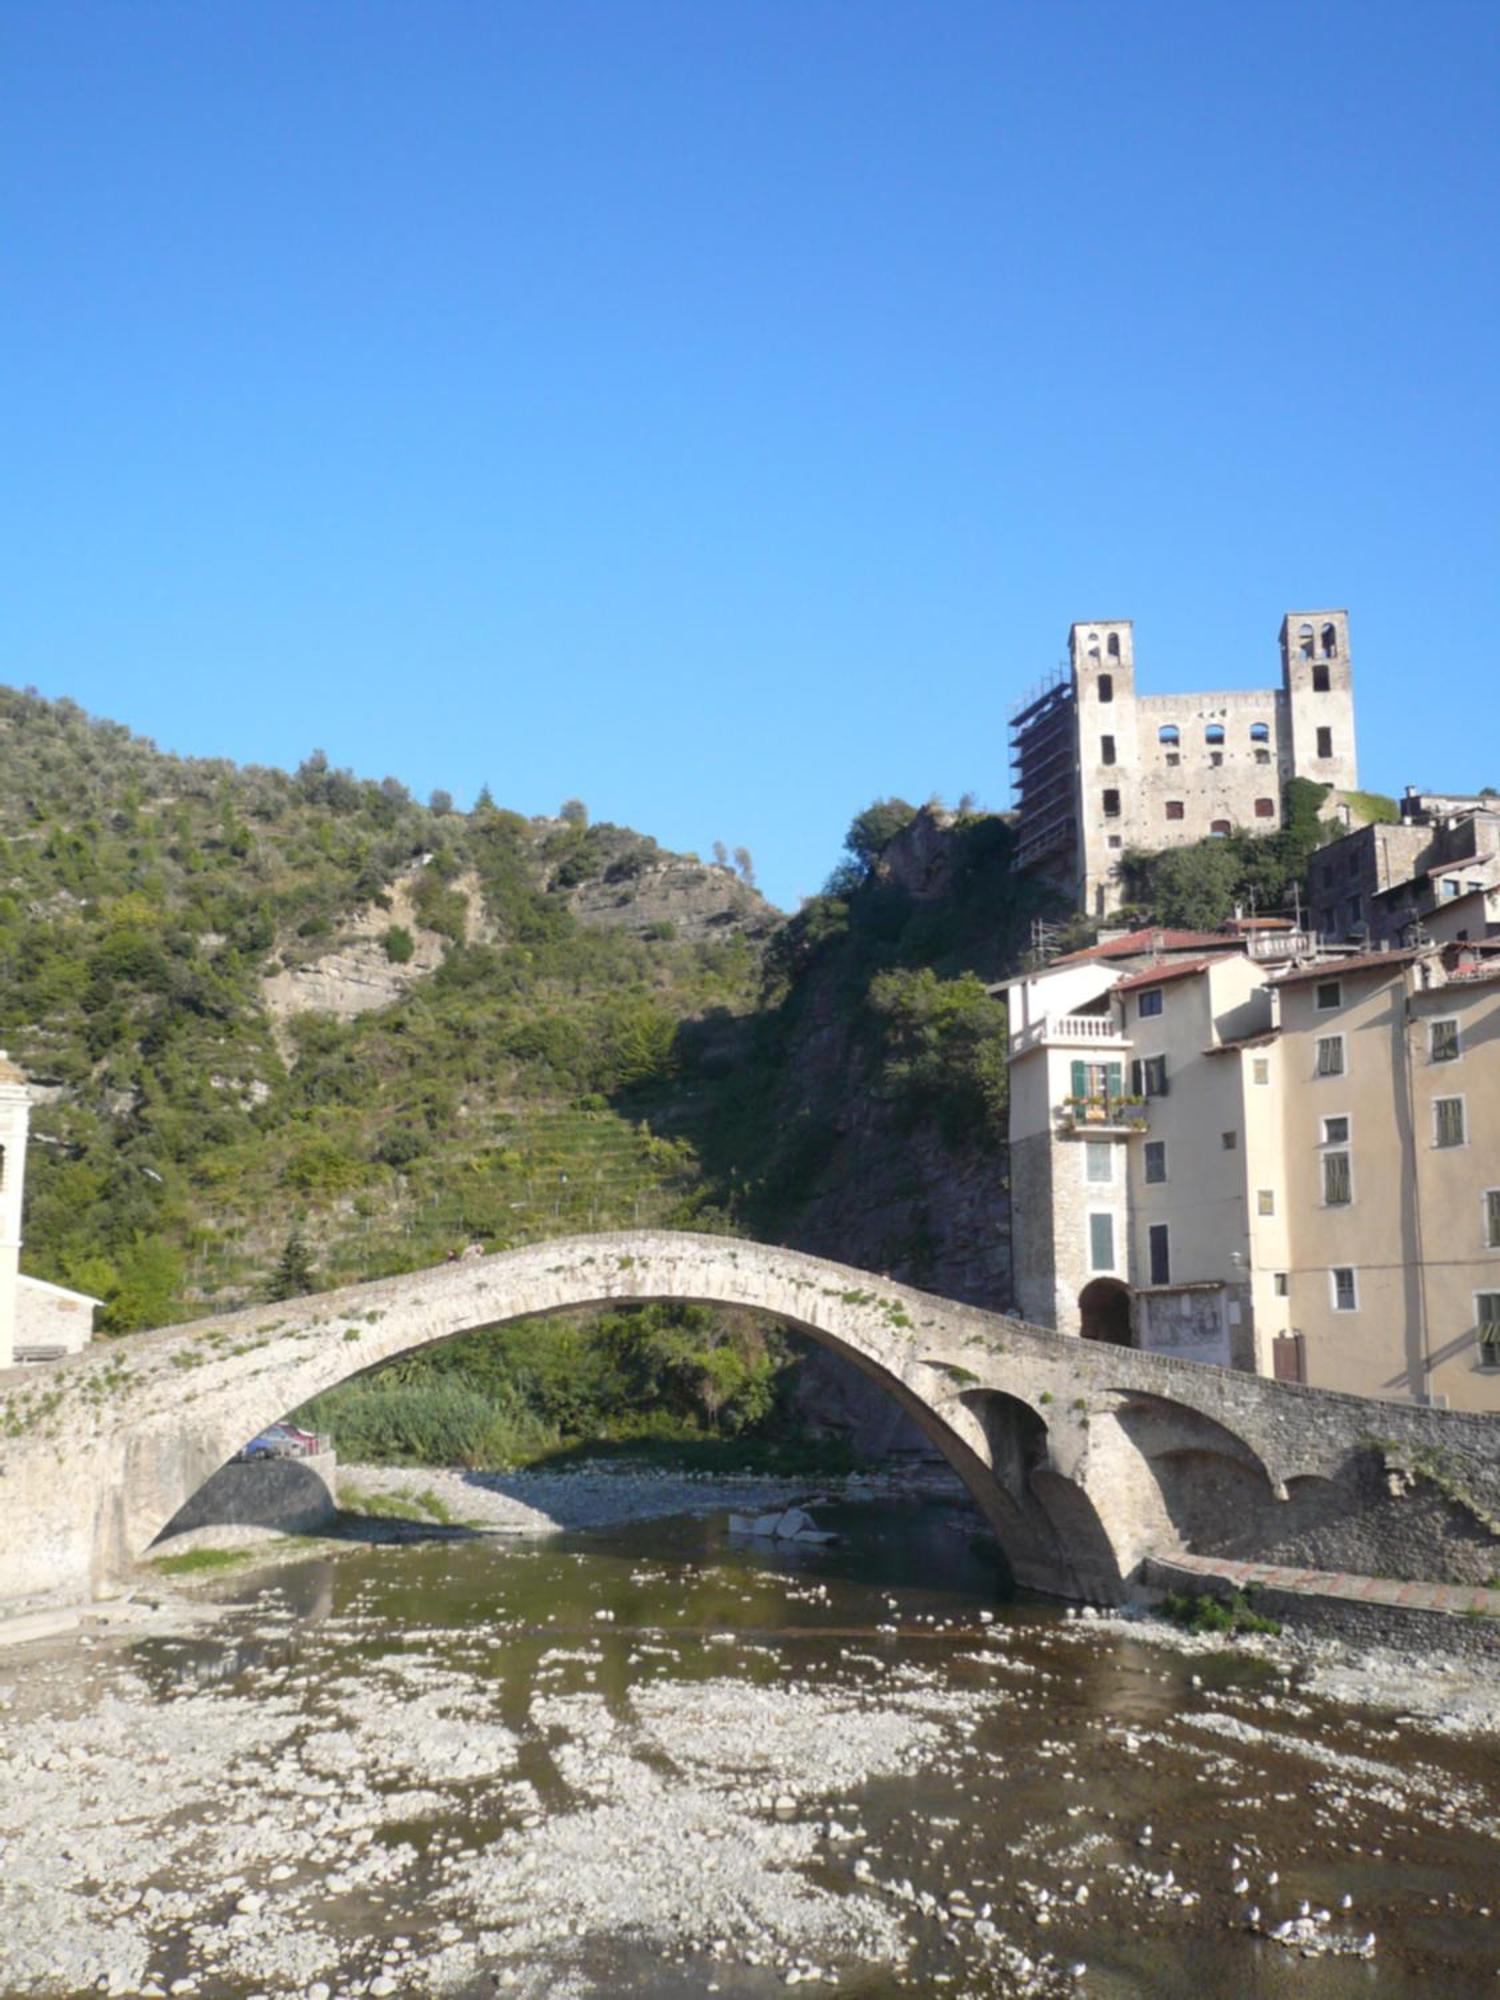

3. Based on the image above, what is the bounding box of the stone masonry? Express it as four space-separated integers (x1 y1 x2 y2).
1 1232 1496 1610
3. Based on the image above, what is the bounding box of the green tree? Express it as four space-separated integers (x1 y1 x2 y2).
268 1231 317 1301
844 798 918 876
383 925 415 963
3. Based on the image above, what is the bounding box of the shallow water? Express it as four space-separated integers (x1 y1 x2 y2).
6 1497 1500 1998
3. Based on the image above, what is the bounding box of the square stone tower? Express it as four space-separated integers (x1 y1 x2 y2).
1279 611 1358 797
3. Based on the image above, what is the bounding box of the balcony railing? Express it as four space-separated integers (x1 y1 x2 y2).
1056 1095 1149 1134
1009 1011 1130 1057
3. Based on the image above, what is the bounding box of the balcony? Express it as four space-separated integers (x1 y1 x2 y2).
1056 1094 1149 1136
1009 1011 1130 1058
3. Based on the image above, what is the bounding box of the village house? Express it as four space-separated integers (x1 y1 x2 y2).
0 1053 100 1368
1005 933 1500 1413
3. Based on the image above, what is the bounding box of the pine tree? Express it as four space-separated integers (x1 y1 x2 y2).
268 1231 317 1301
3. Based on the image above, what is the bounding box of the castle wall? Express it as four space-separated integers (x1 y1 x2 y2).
1024 610 1361 916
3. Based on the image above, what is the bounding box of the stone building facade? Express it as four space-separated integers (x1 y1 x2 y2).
1309 790 1500 946
1011 611 1358 916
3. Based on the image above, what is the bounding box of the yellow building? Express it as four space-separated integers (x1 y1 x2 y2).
1006 937 1500 1411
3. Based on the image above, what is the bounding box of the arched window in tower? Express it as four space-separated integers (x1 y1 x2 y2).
1298 622 1316 660
1158 724 1179 745
1106 632 1121 659
1087 633 1100 662
1250 721 1270 743
1321 622 1338 658
1210 819 1232 837
1205 723 1225 745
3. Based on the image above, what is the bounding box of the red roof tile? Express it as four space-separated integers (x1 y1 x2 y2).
1051 928 1240 967
1272 949 1420 986
1113 959 1215 993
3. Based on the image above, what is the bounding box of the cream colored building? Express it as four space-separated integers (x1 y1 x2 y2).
0 1053 100 1368
1006 938 1500 1412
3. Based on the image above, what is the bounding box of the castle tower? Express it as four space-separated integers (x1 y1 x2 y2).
1070 621 1138 918
1279 610 1358 795
0 1054 31 1370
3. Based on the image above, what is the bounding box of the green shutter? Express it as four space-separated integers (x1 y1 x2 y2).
1106 1062 1123 1101
1071 1059 1088 1098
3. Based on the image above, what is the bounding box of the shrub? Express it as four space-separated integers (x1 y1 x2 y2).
383 926 415 963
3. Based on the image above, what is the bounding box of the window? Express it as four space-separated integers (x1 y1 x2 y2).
1273 1272 1290 1297
1332 1267 1358 1311
1316 1035 1344 1077
1102 788 1121 817
1098 674 1114 703
1478 1295 1500 1369
1322 1114 1350 1145
1346 895 1362 924
1323 1150 1352 1205
1107 632 1121 659
1434 1096 1466 1148
1137 987 1163 1019
1321 864 1334 888
1315 980 1342 1011
1430 1019 1460 1063
1222 1130 1238 1150
1442 878 1460 901
1255 749 1271 765
1205 723 1225 745
1070 1059 1124 1103
1209 750 1224 767
1298 622 1315 659
1317 726 1334 758
1247 796 1274 820
1100 735 1116 765
1486 1188 1500 1250
1085 1141 1113 1185
1108 834 1122 849
1089 1213 1116 1272
1158 724 1180 745
1321 622 1338 659
1250 721 1270 743
1131 1054 1169 1097
1165 799 1185 820
1256 1188 1276 1217
1210 819 1231 837
1148 1224 1171 1286
1166 751 1181 767
1312 662 1331 693
1252 1057 1270 1085
1144 1140 1167 1184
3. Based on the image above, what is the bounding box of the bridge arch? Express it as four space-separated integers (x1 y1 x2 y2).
88 1234 1126 1601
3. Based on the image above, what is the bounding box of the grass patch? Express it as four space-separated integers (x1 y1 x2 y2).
1163 1586 1281 1638
151 1546 257 1577
339 1481 462 1525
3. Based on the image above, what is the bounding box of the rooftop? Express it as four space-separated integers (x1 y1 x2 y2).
1050 928 1241 968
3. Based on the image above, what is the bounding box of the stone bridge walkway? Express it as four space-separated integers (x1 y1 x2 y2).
1153 1549 1500 1618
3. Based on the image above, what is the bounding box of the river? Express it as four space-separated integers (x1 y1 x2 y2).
1 1490 1498 1998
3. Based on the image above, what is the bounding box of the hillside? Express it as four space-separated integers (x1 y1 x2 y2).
0 688 774 1330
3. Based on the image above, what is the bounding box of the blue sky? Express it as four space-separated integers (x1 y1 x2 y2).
5 2 1497 910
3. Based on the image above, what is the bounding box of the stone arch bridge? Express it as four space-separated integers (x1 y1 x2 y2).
2 1231 1497 1606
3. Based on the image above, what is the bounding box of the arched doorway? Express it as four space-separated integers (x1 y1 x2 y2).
1079 1278 1132 1346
